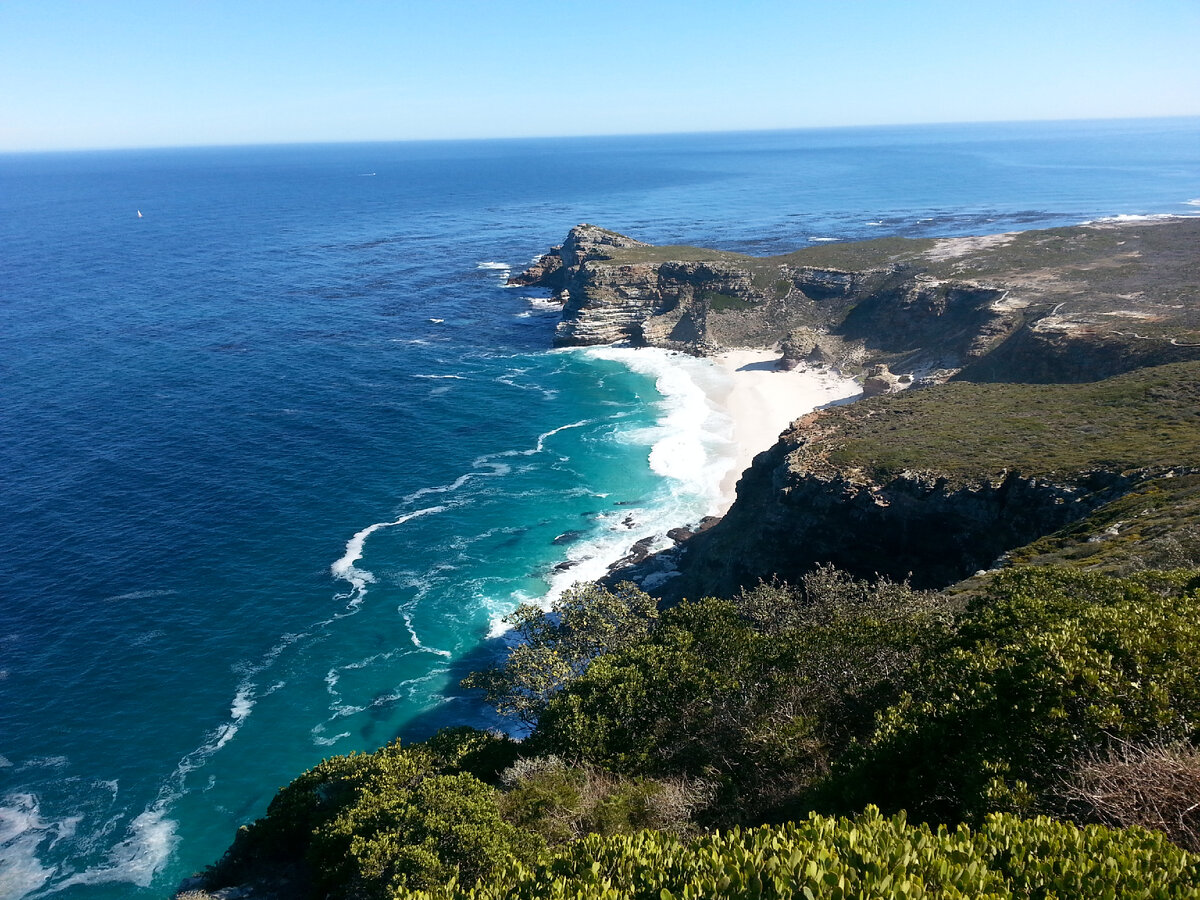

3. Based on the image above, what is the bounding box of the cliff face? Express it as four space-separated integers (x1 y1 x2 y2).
512 225 1018 368
662 414 1139 599
629 359 1200 600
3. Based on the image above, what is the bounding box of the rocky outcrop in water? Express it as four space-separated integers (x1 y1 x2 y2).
512 225 878 356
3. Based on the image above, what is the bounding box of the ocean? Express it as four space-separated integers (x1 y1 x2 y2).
1 118 1198 899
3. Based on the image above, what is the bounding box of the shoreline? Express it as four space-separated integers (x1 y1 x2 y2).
709 349 861 512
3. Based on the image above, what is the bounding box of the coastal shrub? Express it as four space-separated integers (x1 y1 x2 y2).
461 581 658 725
309 772 538 899
530 599 791 778
207 731 534 899
396 806 1200 899
529 587 951 823
735 569 954 738
497 756 706 845
735 565 948 634
250 744 432 861
419 726 521 783
831 567 1200 824
703 290 754 311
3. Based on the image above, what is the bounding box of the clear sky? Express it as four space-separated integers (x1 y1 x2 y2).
2 0 1198 152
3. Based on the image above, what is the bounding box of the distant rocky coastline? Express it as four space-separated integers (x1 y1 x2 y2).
511 218 1200 382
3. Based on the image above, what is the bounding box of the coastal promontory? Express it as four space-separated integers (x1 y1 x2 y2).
512 218 1200 382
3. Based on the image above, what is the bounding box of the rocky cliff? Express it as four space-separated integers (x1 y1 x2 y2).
621 359 1200 600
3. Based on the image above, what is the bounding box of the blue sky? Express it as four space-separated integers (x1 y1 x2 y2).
2 0 1198 151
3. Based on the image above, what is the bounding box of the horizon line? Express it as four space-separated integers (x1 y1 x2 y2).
4 113 1199 157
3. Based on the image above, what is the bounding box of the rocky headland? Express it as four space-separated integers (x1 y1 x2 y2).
512 218 1200 381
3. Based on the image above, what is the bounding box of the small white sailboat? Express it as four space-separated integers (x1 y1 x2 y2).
137 210 143 218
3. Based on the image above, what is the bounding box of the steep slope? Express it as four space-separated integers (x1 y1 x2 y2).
649 361 1200 599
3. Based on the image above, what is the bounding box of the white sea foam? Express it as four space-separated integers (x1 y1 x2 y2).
476 261 511 270
477 419 592 462
19 756 69 771
1082 212 1199 225
3 787 177 897
495 369 560 400
101 589 178 602
413 374 465 379
4 624 320 897
229 687 255 725
56 808 177 891
1187 199 1200 206
585 346 733 515
481 348 737 637
808 236 839 242
312 729 351 747
313 663 450 746
0 794 57 897
331 506 448 606
405 476 474 502
401 608 452 657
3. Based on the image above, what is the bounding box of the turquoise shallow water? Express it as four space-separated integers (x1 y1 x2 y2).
1 119 1199 899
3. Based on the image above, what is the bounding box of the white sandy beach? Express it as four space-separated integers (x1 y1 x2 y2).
710 349 861 511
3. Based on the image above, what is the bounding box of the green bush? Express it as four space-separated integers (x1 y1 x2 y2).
461 582 659 725
398 806 1200 899
530 598 761 773
208 732 537 899
529 581 953 822
498 756 700 845
310 772 538 899
832 567 1200 823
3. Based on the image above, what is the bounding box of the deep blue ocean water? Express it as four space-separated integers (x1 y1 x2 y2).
1 118 1198 899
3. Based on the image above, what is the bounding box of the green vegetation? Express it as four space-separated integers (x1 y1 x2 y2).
403 808 1200 899
528 571 952 822
831 567 1200 824
702 289 756 311
773 236 937 271
817 360 1200 481
206 732 531 899
606 233 938 275
1006 473 1200 574
602 244 753 266
459 582 658 725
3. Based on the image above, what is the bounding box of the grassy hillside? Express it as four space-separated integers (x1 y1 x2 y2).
805 360 1200 482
